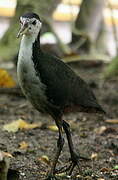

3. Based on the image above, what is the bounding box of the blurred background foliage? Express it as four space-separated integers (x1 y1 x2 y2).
0 0 118 78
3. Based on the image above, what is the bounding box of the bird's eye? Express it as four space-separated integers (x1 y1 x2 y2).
32 20 36 25
20 20 23 24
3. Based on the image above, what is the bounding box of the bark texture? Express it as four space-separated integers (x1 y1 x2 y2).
0 0 60 60
72 0 107 54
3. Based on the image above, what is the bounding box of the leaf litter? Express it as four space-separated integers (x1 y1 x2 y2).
0 63 118 179
3 119 42 132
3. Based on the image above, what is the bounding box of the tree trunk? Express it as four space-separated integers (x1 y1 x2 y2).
72 0 106 54
0 0 60 61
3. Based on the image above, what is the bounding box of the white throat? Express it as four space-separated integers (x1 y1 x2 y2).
17 34 37 89
17 32 47 111
18 34 37 64
21 34 37 46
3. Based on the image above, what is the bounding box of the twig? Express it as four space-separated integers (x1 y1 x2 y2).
0 87 24 96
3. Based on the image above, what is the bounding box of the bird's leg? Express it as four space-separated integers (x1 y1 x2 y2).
46 119 64 180
62 120 88 175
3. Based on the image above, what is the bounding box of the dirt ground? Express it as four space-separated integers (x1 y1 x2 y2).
0 61 118 180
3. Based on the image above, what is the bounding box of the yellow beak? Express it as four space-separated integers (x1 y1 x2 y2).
17 21 28 38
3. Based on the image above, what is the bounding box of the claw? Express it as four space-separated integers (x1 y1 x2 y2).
54 152 89 176
54 163 73 174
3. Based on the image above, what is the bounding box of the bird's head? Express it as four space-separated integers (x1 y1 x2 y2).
17 12 42 38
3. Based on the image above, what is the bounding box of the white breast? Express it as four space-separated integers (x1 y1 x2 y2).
17 35 47 111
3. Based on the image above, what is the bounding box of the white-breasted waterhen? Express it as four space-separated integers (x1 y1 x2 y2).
17 12 105 179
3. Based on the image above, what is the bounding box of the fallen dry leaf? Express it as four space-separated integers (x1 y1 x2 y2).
0 151 13 160
102 127 117 134
0 69 16 88
57 173 71 178
47 125 58 132
38 155 50 165
100 167 111 172
3 119 22 132
18 119 40 129
19 141 29 150
3 119 41 132
105 119 118 124
76 175 83 178
91 152 98 160
94 126 106 134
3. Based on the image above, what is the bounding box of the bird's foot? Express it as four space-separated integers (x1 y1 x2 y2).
55 152 90 175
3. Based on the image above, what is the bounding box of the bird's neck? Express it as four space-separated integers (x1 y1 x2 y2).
19 32 41 64
21 32 40 50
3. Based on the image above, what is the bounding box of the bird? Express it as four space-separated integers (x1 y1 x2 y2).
17 12 105 179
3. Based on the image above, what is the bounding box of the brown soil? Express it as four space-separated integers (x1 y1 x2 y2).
0 62 118 180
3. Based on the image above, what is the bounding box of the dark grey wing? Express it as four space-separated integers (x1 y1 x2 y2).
36 52 105 113
37 53 75 106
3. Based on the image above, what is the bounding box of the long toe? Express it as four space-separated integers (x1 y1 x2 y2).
68 152 90 175
54 158 80 175
52 152 90 176
55 152 88 175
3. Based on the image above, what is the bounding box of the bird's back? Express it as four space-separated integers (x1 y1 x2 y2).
33 51 105 114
